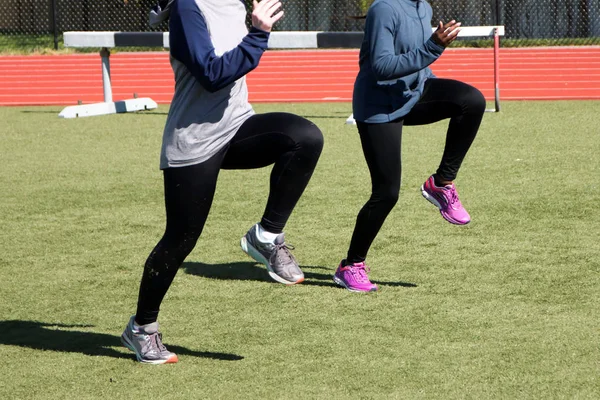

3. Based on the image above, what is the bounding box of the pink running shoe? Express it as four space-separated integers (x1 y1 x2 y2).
333 261 378 293
421 175 471 225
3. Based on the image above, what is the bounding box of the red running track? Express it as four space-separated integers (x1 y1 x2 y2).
1 47 600 106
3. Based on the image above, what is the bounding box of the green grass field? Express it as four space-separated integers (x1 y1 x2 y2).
1 102 598 399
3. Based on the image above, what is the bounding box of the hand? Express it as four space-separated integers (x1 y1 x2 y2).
431 20 461 48
252 0 284 32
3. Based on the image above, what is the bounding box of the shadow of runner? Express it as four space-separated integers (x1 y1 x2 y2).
1 320 243 361
182 261 417 288
183 261 337 288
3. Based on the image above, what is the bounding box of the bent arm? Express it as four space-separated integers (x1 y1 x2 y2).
367 3 444 81
169 0 269 92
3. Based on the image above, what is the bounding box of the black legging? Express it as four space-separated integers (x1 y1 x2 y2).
347 78 486 264
136 113 323 325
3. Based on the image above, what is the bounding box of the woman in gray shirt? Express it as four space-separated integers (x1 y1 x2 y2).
121 0 323 364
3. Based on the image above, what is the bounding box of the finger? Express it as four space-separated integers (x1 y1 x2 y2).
270 10 284 24
447 23 461 37
448 22 461 31
253 0 269 12
448 27 461 39
265 1 282 18
253 0 259 11
259 0 278 11
446 28 460 43
444 25 461 39
437 21 444 31
443 20 456 30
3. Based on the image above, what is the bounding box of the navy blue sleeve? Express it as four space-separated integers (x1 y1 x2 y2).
169 0 269 93
367 2 444 81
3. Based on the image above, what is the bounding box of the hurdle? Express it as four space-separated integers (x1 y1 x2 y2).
60 27 504 119
58 32 170 118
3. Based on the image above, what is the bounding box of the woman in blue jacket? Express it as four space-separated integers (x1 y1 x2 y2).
334 0 486 292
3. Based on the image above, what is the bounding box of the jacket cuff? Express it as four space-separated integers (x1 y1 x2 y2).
244 27 270 50
425 37 445 56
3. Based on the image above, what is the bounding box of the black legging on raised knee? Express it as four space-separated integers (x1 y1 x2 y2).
346 78 485 264
135 113 323 325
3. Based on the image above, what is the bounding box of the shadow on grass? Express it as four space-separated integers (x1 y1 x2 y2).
183 261 417 288
0 320 243 361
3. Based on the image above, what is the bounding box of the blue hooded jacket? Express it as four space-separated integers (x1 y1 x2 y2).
352 0 445 123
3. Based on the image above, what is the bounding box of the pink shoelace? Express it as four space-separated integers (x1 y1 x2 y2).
349 264 371 283
443 184 461 208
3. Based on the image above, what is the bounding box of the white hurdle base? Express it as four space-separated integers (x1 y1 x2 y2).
59 97 158 119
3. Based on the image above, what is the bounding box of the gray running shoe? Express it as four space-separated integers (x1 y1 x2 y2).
240 224 304 285
120 316 178 364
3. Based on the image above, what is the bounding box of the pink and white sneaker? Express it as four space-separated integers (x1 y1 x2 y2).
421 175 471 225
333 261 378 293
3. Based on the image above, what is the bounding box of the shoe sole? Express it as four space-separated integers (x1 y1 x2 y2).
421 185 470 225
333 274 378 293
240 236 304 285
120 333 178 365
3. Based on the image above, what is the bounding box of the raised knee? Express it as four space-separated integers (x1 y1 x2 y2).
300 122 324 152
467 87 487 114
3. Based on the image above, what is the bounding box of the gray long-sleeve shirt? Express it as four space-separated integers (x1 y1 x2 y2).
160 0 269 169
